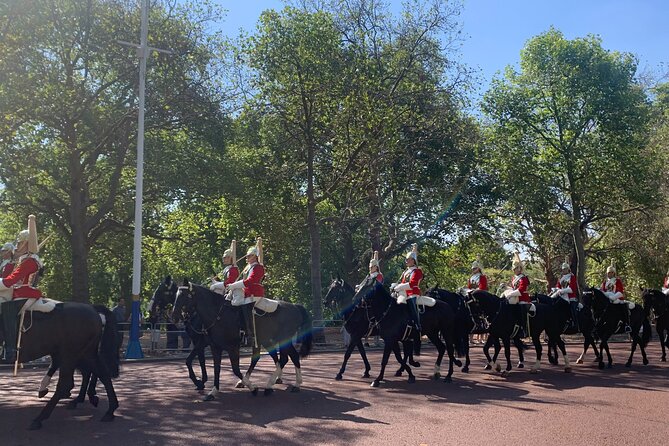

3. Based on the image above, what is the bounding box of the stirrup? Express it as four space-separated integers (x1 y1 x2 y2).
624 325 632 333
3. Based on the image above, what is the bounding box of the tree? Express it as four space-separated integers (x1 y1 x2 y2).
483 28 659 289
0 0 229 301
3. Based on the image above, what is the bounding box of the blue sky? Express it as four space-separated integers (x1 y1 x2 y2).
213 0 668 97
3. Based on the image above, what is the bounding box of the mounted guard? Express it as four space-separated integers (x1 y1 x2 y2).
0 215 52 363
224 237 278 347
600 260 631 333
662 268 669 296
368 251 384 284
501 252 535 337
550 256 580 330
391 244 423 332
209 240 240 296
467 258 488 291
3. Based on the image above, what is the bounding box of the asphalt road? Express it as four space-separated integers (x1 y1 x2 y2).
1 342 668 446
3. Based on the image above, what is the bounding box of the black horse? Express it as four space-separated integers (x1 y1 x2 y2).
641 288 669 362
354 277 461 386
155 278 211 391
582 287 651 369
535 294 601 366
424 286 474 373
0 302 120 430
149 276 190 350
173 281 313 397
469 290 574 375
323 277 373 380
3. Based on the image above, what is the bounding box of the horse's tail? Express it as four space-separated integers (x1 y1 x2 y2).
94 305 120 379
297 305 313 359
641 315 652 349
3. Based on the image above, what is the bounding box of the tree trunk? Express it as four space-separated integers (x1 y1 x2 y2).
543 253 555 294
572 222 587 294
341 223 358 285
70 227 90 302
306 142 323 330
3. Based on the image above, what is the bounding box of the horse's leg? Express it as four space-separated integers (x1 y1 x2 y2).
659 326 666 362
357 338 372 378
530 333 542 374
576 334 590 364
483 335 494 370
66 371 91 410
264 349 284 395
283 345 302 393
270 350 285 384
87 374 99 407
426 333 445 380
38 360 58 398
514 336 525 368
30 365 76 430
394 343 407 377
462 333 471 373
396 342 415 383
204 346 223 401
598 337 611 369
336 336 361 380
626 330 640 368
501 337 512 376
371 342 394 387
556 337 571 372
237 345 262 388
226 346 246 396
97 374 118 422
185 347 204 390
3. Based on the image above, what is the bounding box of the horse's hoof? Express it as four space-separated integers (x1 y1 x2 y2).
66 401 77 410
394 370 403 377
203 394 215 402
432 373 441 380
89 395 99 407
235 380 245 389
661 357 666 362
335 374 343 381
196 384 205 391
371 381 380 387
517 362 524 369
454 359 462 367
643 358 649 365
500 370 509 377
100 413 115 422
443 376 452 383
607 363 613 369
598 362 605 370
28 420 42 431
264 388 274 396
625 362 631 368
38 389 48 398
484 364 492 371
575 358 583 365
462 366 469 374
275 378 283 385
407 376 416 384
251 388 259 396
564 367 572 373
409 360 421 368
495 363 502 373
530 369 539 374
290 386 300 393
362 371 370 378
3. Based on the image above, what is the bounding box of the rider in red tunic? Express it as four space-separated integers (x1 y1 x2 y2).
551 257 579 330
0 243 15 279
501 253 534 341
367 251 384 284
600 261 630 333
210 240 240 296
662 269 669 296
467 259 488 291
392 244 423 331
1 215 43 363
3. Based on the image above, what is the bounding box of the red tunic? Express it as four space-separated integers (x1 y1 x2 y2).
369 272 383 283
1 255 43 299
601 277 624 299
1 260 14 278
512 274 530 303
222 265 240 287
663 276 669 289
467 273 488 291
243 263 265 298
400 267 423 297
556 273 578 299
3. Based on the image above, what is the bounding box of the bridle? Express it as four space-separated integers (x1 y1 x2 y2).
176 284 228 333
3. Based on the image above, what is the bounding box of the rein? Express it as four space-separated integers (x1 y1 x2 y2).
180 286 228 333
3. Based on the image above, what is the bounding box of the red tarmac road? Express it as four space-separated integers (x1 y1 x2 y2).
1 342 668 446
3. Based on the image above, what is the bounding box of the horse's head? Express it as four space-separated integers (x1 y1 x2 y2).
323 276 354 309
149 275 178 323
172 278 195 324
641 287 667 317
353 275 385 307
581 287 608 316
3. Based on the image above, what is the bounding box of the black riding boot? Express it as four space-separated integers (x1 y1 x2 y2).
624 307 632 333
408 298 421 333
1 300 23 364
511 304 524 337
569 301 580 331
242 304 256 347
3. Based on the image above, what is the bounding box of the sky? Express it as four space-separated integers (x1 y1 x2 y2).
213 0 668 98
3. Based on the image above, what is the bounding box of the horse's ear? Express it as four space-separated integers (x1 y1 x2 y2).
337 272 341 281
435 282 439 289
183 277 190 286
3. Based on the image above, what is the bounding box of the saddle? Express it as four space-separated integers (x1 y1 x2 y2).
252 297 279 315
